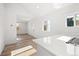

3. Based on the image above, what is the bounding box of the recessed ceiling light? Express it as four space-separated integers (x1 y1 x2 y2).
36 5 39 8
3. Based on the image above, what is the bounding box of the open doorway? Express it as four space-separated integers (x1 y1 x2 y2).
16 16 36 40
16 21 36 40
16 22 28 35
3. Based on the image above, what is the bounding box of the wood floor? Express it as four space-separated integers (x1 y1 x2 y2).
1 34 37 56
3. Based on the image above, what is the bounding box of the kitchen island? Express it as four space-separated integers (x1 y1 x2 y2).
33 35 72 56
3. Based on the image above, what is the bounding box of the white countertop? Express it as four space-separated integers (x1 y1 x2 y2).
33 35 72 56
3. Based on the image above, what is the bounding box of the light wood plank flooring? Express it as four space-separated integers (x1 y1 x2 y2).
1 34 37 56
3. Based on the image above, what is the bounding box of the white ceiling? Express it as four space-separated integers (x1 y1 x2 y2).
20 3 71 17
5 3 73 22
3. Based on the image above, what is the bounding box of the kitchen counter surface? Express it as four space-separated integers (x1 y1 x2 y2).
33 35 72 56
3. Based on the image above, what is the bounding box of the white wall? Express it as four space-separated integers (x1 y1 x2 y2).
48 3 79 37
4 4 31 45
4 4 17 45
28 4 79 38
0 4 5 54
28 17 51 38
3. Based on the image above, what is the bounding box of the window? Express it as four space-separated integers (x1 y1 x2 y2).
43 20 50 32
75 14 79 26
